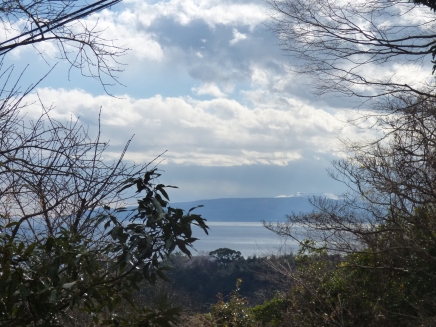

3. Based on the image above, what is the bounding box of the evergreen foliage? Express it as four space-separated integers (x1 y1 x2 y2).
167 252 292 312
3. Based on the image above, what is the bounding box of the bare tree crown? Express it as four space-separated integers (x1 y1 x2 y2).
268 0 436 100
0 0 126 92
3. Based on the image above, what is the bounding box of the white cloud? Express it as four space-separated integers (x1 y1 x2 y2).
275 192 306 198
123 0 268 29
230 29 247 45
13 0 266 79
275 192 341 199
5 6 165 64
84 9 164 62
192 83 227 97
90 0 266 65
24 87 365 167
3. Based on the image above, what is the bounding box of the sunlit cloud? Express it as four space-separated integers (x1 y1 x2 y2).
24 87 368 168
230 29 247 45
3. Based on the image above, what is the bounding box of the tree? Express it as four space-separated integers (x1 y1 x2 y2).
267 0 436 101
0 0 126 91
413 0 436 11
207 279 254 327
0 80 209 326
0 1 210 326
263 234 436 326
209 248 243 266
264 95 436 325
267 0 436 324
0 160 209 326
266 94 436 259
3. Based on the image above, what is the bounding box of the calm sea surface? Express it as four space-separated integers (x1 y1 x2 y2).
191 222 301 257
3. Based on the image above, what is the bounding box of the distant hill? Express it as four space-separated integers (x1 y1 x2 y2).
171 196 328 222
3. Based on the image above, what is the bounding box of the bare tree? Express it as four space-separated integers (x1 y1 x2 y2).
0 0 126 91
0 1 210 325
267 0 436 102
414 0 436 11
262 97 436 325
0 63 200 325
266 1 436 323
265 94 436 264
0 74 209 325
0 0 135 243
0 0 132 228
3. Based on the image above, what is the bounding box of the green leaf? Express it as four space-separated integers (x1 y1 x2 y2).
155 193 168 207
177 242 192 258
95 214 108 227
156 269 171 282
5 221 19 228
165 185 178 188
23 243 37 256
122 292 135 307
165 237 174 250
188 205 204 213
152 198 163 215
156 184 170 201
119 232 128 244
136 179 144 193
104 220 111 230
62 281 77 289
45 237 55 253
117 182 136 194
50 290 57 303
17 242 24 253
144 170 155 184
102 319 114 325
150 272 157 284
111 226 122 240
143 264 151 280
19 285 29 298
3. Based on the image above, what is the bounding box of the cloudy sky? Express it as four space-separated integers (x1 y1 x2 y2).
5 0 392 202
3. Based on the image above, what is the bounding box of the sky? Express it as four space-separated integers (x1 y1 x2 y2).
4 0 410 202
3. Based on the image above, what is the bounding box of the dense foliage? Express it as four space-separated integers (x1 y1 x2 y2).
265 0 436 323
0 0 213 326
413 0 436 11
175 258 292 327
167 252 291 312
261 97 436 325
209 248 243 266
0 168 209 326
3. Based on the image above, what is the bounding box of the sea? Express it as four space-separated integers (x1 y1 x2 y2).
120 196 331 257
171 196 319 257
190 221 301 258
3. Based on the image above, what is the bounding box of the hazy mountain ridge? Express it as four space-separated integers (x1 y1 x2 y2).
171 194 334 222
